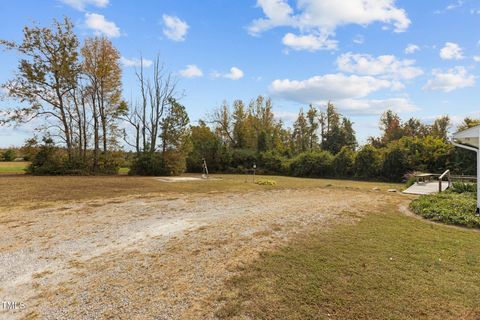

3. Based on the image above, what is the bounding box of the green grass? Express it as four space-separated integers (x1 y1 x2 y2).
217 209 480 319
410 192 478 228
119 167 130 174
0 161 29 174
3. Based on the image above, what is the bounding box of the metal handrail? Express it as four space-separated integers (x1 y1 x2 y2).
438 169 451 192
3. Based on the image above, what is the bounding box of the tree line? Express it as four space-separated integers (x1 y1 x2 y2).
1 17 478 181
0 18 190 175
188 100 478 182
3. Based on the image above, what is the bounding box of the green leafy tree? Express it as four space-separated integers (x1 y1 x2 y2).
292 108 309 153
81 36 123 157
321 103 356 154
1 18 81 158
187 120 223 172
430 116 451 141
306 105 319 150
2 149 16 161
232 99 248 149
379 110 403 145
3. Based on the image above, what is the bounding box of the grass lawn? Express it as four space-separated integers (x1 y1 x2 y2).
217 206 480 319
0 174 402 212
0 161 29 174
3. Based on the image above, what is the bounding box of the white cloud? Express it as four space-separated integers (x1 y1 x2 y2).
334 98 418 115
249 0 410 51
179 65 203 78
60 0 108 11
162 15 189 42
270 73 396 103
423 66 475 92
440 42 464 60
120 57 153 68
211 67 245 80
282 32 337 51
85 13 121 37
249 0 295 35
273 110 298 123
336 53 423 80
353 34 364 45
405 44 420 54
473 56 480 62
224 67 244 80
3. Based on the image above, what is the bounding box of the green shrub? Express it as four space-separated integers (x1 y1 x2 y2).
162 150 188 176
410 192 478 228
97 155 121 175
404 173 417 188
129 153 166 176
354 145 381 179
450 182 477 195
229 149 257 171
289 150 334 178
27 140 64 175
381 143 409 182
27 139 120 175
333 146 355 177
129 151 186 176
2 149 16 161
259 151 287 175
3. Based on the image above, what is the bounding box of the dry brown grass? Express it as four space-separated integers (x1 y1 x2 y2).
0 174 403 213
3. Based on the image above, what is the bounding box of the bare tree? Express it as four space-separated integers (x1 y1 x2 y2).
123 55 180 154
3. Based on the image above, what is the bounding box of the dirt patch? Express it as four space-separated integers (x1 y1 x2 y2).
155 177 205 182
0 187 399 319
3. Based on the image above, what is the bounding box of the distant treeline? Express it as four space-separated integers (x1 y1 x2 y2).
0 17 478 180
187 101 478 182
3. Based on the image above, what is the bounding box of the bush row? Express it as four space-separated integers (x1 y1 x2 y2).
187 135 474 182
27 141 121 175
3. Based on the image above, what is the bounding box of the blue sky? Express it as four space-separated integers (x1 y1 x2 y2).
1 0 480 147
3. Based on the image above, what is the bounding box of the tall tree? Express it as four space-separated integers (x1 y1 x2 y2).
292 108 309 153
0 17 81 158
81 36 123 155
379 110 403 144
232 99 248 148
322 103 354 154
430 115 451 141
210 101 235 146
160 98 190 153
457 117 480 131
306 105 319 150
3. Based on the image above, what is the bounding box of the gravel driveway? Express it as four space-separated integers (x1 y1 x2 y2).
0 187 393 319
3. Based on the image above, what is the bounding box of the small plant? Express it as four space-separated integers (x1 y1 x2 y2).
450 181 477 195
255 179 277 186
404 172 418 188
410 192 478 228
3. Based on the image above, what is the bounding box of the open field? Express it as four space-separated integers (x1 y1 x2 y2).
0 161 29 174
0 162 131 176
0 174 401 212
1 175 479 319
